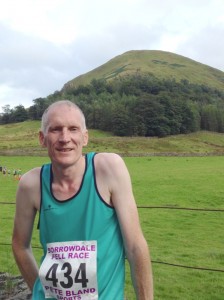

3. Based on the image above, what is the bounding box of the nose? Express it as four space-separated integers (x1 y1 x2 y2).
58 128 71 143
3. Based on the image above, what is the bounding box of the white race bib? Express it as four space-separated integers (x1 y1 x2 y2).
39 241 98 299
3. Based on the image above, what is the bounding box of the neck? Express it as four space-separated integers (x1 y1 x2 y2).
52 154 86 184
51 155 86 201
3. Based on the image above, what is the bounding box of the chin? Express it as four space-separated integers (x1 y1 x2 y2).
53 155 80 166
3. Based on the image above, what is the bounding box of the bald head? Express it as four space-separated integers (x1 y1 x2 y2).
41 100 86 134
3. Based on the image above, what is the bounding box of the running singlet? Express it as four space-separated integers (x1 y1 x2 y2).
32 152 125 300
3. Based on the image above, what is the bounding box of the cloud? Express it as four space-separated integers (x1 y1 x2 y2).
0 24 75 110
0 0 223 113
177 25 224 70
68 22 162 74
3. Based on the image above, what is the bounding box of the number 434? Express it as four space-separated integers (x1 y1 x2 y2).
45 262 89 289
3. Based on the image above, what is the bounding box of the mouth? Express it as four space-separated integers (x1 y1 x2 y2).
57 148 73 152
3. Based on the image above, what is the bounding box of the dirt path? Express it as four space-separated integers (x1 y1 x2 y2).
0 273 31 300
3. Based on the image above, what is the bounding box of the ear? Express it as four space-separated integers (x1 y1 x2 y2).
39 131 47 147
83 130 89 147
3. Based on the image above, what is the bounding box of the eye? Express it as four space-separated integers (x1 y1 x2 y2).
70 127 78 131
50 127 61 132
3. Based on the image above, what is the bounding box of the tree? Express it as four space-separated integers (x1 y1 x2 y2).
12 105 28 122
201 105 219 131
1 105 12 124
112 104 131 136
32 98 49 119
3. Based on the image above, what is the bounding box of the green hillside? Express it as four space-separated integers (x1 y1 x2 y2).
1 50 224 138
62 50 224 92
1 121 224 156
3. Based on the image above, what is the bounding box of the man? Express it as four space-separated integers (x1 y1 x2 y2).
12 100 153 299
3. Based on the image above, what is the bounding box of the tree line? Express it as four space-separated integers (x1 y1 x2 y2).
1 74 224 137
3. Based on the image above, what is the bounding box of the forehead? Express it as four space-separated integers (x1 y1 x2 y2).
47 105 83 126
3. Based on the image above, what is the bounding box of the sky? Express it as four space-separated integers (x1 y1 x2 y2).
0 0 224 113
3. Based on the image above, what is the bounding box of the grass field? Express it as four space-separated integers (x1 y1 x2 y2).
0 155 224 299
1 121 224 156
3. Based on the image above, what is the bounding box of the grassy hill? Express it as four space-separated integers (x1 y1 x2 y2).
1 121 224 156
62 50 224 92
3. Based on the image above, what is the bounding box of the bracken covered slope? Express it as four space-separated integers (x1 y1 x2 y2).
62 50 224 92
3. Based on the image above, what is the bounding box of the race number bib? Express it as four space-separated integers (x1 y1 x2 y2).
39 241 98 299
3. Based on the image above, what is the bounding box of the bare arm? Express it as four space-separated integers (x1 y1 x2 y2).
96 153 153 299
12 168 41 291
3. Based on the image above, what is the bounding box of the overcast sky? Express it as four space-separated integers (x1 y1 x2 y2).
0 0 224 113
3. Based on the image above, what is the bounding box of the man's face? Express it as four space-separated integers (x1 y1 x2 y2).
39 104 88 167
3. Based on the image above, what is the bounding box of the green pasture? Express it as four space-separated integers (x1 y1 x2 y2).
2 121 224 156
0 155 224 299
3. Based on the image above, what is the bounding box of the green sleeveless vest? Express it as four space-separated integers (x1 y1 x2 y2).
32 152 125 300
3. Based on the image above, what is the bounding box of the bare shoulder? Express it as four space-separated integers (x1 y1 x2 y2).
17 167 42 210
19 167 41 188
94 152 126 172
93 153 130 205
94 152 130 188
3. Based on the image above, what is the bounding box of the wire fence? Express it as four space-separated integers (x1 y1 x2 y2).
1 202 224 274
